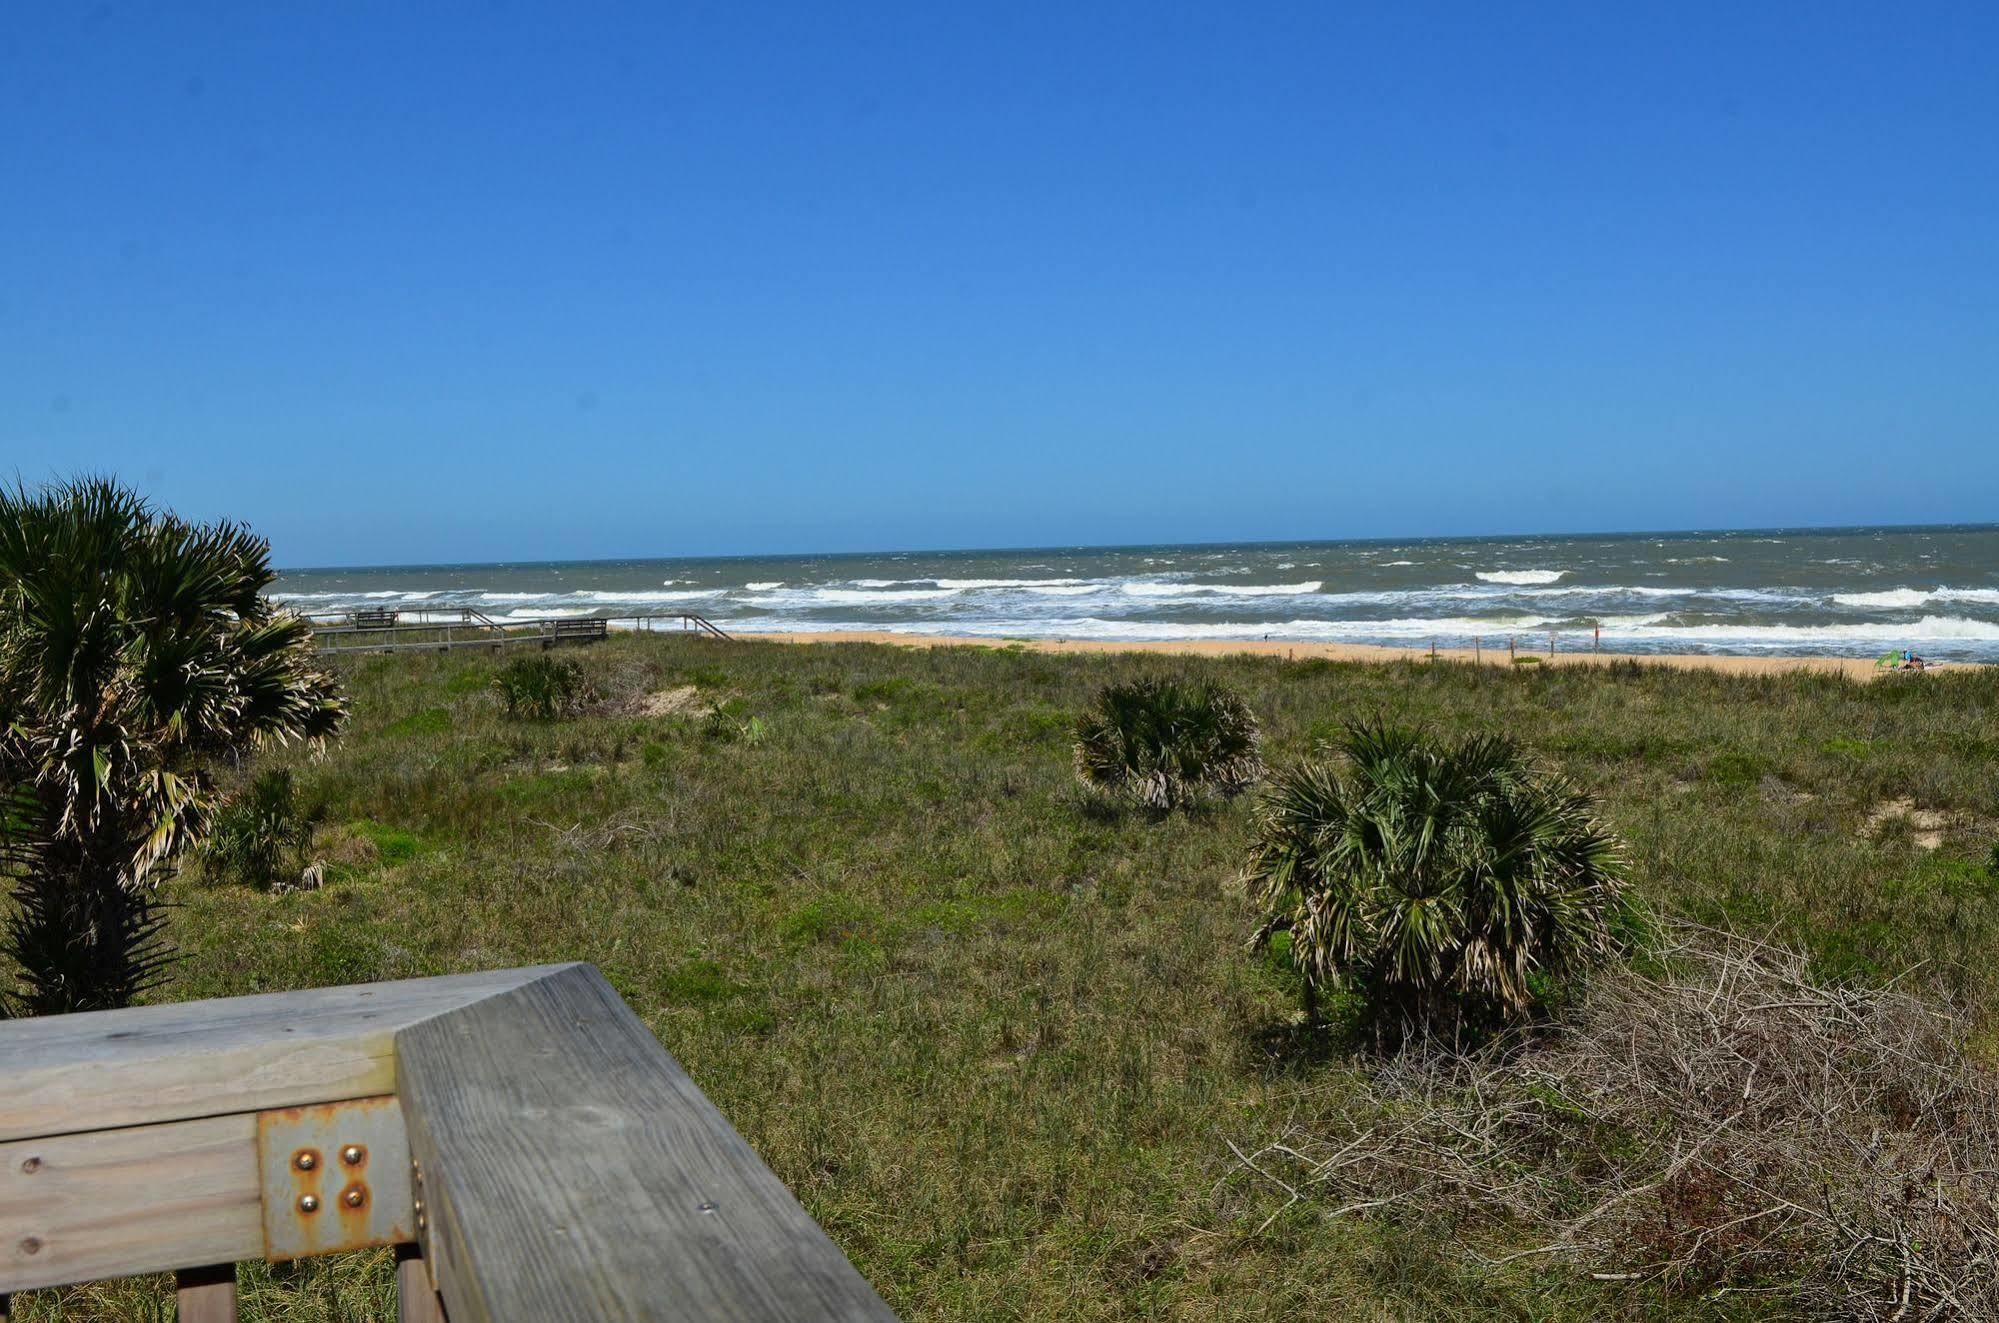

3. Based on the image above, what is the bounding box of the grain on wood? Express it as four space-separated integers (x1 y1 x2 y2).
396 1243 447 1323
395 963 899 1322
0 965 573 1142
0 1115 259 1295
175 1263 239 1323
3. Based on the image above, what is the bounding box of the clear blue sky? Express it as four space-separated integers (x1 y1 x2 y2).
5 3 1994 567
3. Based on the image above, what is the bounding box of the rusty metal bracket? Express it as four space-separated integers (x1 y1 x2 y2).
410 1154 439 1292
256 1095 416 1261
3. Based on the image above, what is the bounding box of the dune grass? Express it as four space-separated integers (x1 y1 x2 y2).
12 636 1999 1320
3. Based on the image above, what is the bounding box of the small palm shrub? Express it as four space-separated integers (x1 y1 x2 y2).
0 477 343 1014
204 769 315 890
1074 678 1262 810
492 654 586 719
1245 722 1627 1035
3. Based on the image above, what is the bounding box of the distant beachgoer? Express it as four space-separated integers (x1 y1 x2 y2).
1900 648 1925 671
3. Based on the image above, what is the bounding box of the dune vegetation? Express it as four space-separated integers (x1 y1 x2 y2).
10 633 1999 1320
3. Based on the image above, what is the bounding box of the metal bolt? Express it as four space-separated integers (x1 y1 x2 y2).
19 1235 42 1255
416 1211 427 1231
343 1187 366 1208
294 1150 319 1172
298 1194 321 1214
341 1144 365 1166
697 1200 718 1215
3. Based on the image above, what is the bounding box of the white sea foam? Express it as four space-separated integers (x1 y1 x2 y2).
1378 560 1415 566
578 589 724 602
1475 570 1567 585
745 581 783 591
720 613 1999 650
1596 615 1999 646
1120 580 1322 598
815 587 961 604
931 578 1086 589
1831 587 1999 609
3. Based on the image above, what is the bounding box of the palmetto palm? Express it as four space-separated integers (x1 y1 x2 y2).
0 478 344 1014
1245 723 1626 1033
1074 677 1263 811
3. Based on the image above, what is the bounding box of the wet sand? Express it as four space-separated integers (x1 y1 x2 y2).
737 630 1962 680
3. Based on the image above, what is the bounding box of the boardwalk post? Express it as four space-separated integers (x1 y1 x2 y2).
396 1244 446 1323
174 1263 238 1323
1509 636 1515 662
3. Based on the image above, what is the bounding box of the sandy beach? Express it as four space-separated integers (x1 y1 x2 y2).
740 629 1962 680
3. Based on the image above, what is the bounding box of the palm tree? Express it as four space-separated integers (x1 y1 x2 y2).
0 477 344 1014
1074 677 1263 811
1244 722 1626 1035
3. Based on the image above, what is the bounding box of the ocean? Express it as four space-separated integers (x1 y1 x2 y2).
273 525 1999 661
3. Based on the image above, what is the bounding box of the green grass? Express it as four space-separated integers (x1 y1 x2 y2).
13 635 1999 1320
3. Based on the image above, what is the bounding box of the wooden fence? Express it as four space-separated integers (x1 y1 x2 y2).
0 964 896 1321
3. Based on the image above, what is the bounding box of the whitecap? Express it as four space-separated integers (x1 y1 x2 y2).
814 587 961 604
1120 580 1322 598
1475 570 1567 585
745 581 783 591
1832 586 1999 609
581 589 725 602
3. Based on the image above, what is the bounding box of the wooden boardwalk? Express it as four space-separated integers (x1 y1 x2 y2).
306 607 730 655
1 964 895 1321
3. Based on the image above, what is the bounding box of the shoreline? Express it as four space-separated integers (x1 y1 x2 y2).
731 629 1969 680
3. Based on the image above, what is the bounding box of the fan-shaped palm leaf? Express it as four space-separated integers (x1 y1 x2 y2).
0 477 345 1015
1245 721 1627 1036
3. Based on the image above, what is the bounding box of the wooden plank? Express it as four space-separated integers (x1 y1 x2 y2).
0 1115 259 1295
396 1244 446 1323
175 1263 239 1323
396 963 898 1322
0 971 571 1143
0 966 575 1142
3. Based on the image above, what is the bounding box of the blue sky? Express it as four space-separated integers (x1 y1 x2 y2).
5 3 1995 567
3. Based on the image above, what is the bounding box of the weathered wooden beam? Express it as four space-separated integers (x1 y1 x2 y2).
396 1243 446 1323
175 1263 239 1322
0 1115 259 1295
396 963 897 1322
0 966 575 1142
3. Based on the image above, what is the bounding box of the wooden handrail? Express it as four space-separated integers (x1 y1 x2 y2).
303 610 731 653
0 965 893 1321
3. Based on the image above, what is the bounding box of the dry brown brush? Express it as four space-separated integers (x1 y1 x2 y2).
1218 923 1999 1319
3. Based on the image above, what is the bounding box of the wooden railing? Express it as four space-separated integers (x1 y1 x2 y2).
306 609 731 654
0 964 896 1321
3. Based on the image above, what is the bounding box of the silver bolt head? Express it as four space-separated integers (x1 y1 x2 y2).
343 1187 366 1208
341 1145 365 1166
298 1194 321 1213
294 1151 318 1171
